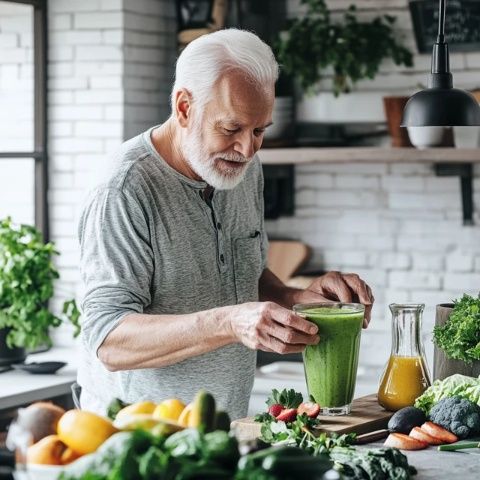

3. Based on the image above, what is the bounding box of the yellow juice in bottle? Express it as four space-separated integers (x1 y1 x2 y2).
378 355 430 411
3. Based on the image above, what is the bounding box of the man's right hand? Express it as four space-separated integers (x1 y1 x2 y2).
228 302 320 354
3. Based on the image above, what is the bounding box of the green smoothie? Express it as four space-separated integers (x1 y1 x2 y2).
294 304 364 415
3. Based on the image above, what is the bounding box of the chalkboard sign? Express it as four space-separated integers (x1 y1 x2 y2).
409 0 480 53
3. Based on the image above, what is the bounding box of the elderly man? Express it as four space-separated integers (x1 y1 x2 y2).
78 29 374 419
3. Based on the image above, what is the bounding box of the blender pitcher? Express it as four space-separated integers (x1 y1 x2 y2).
378 303 431 411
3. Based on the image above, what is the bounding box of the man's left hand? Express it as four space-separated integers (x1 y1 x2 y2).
294 271 374 327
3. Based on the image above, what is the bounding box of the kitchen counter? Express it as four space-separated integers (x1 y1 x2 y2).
366 441 479 479
0 347 78 411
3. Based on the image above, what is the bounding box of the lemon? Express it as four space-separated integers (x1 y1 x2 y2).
115 401 157 419
153 398 186 422
113 414 159 431
177 402 193 427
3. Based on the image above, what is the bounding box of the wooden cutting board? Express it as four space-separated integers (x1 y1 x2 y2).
232 394 393 442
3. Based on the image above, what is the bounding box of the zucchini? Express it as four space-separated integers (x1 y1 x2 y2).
237 446 307 471
188 390 216 432
262 453 333 478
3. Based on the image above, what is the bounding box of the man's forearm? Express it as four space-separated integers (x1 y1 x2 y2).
98 307 236 371
258 268 304 309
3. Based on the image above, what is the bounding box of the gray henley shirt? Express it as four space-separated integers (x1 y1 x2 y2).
77 126 268 420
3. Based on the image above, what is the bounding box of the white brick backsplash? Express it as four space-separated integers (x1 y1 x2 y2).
74 12 123 29
48 46 74 62
48 62 74 78
322 250 369 268
74 89 122 104
333 174 380 189
475 257 480 272
0 33 17 48
357 234 395 251
389 163 433 175
101 0 123 10
424 177 459 193
446 249 474 272
48 76 88 90
51 31 103 46
102 30 123 45
412 253 445 272
74 61 122 76
389 272 442 290
74 121 122 138
317 190 383 208
48 91 74 105
465 52 480 69
50 0 101 13
76 45 122 61
295 172 334 189
50 14 72 31
50 155 75 172
50 105 103 120
444 273 480 292
50 204 74 221
104 105 123 120
373 252 411 270
49 121 73 137
381 175 424 192
50 137 103 154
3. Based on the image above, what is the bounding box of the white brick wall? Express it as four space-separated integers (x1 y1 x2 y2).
263 0 480 382
45 0 177 346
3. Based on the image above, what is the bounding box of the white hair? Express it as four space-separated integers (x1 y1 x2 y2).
171 29 279 111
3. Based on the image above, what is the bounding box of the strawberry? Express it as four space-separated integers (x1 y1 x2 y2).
268 404 284 418
409 426 443 445
276 408 298 423
384 432 428 451
420 422 458 444
297 402 321 418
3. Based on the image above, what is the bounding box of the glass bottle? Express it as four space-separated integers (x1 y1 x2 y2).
378 303 431 411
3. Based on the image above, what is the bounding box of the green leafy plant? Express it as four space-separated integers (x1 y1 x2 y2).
433 294 480 364
274 0 414 96
0 217 81 349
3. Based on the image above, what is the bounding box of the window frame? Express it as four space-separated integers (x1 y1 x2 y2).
0 0 48 239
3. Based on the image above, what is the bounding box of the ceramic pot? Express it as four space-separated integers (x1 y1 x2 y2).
433 303 480 380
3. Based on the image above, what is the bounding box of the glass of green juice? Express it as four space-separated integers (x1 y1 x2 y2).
293 302 365 416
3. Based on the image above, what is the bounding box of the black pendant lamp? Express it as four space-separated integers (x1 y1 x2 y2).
401 0 480 127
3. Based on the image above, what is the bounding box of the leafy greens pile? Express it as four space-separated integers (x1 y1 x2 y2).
415 374 480 414
60 428 240 480
255 389 416 479
433 294 480 363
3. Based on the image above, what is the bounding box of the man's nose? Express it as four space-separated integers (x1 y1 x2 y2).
234 132 256 158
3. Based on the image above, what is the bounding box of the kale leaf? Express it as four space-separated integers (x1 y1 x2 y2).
433 294 480 363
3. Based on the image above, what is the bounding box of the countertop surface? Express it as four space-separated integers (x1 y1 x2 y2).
366 441 479 479
0 347 78 410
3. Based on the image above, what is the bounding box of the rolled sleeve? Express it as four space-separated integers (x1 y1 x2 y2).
78 187 154 355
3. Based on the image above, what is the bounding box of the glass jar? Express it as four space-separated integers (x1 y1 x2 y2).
378 303 431 411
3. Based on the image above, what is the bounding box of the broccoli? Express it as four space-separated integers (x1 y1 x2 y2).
429 396 480 439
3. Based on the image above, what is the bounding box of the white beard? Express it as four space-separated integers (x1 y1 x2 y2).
181 121 252 190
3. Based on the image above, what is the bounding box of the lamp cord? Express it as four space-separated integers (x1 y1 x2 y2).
437 0 446 43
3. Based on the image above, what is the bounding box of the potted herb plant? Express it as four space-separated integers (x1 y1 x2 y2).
0 217 80 366
274 0 414 125
433 295 480 380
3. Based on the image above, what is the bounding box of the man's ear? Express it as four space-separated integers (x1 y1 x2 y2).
174 88 193 128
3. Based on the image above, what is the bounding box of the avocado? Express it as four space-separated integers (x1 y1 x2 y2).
388 406 426 434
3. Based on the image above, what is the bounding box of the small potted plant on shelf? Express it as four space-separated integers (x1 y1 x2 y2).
274 0 414 127
0 217 80 366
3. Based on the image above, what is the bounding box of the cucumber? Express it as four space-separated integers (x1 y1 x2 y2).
188 390 216 432
214 410 231 432
237 446 307 471
262 453 333 477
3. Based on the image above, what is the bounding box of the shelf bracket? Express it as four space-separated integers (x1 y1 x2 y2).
434 163 474 225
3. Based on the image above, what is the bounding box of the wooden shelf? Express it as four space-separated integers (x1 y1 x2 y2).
259 147 480 165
